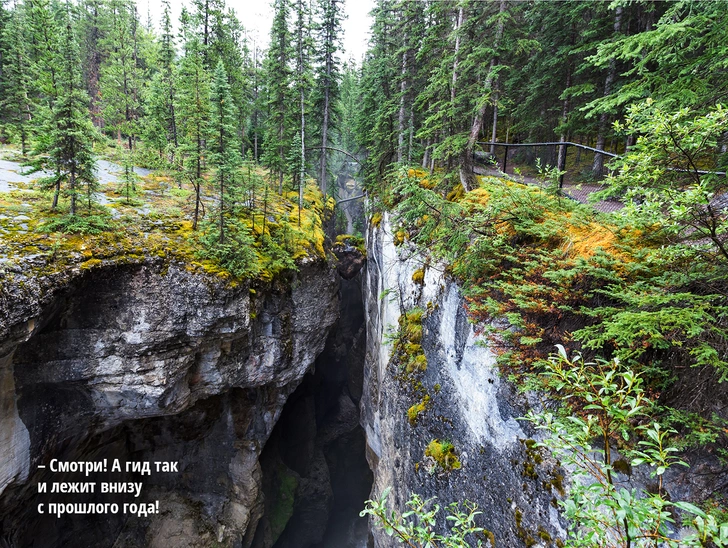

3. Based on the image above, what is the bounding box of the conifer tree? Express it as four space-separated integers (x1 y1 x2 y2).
158 0 178 148
77 0 104 125
312 0 343 195
32 6 97 219
356 0 398 190
177 25 210 230
262 0 294 194
292 0 315 221
2 1 34 155
208 59 241 244
99 0 143 150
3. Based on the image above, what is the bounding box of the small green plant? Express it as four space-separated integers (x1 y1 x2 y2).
41 213 113 235
535 157 565 195
360 488 484 547
525 346 728 548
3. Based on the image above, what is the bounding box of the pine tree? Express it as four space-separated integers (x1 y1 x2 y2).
262 0 294 194
32 6 97 219
77 0 104 125
99 0 143 150
292 0 315 222
177 24 210 230
199 59 258 278
158 0 178 148
208 59 241 244
2 1 34 155
356 0 398 191
312 0 344 195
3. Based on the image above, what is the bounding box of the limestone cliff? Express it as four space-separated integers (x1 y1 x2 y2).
0 257 339 548
361 213 566 547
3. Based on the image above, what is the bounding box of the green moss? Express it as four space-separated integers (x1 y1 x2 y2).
371 211 382 227
1 164 329 287
80 258 103 270
335 233 367 256
406 353 428 373
412 267 425 285
269 465 298 544
407 395 430 426
425 439 461 471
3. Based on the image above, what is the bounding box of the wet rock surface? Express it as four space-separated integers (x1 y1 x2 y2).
252 276 372 548
333 243 366 280
0 260 339 547
361 213 566 547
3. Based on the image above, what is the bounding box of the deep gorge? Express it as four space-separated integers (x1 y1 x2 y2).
0 216 565 547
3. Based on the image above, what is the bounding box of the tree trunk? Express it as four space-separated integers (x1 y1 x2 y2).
461 0 506 191
319 71 331 195
557 63 573 177
70 170 77 217
397 31 408 163
52 179 60 210
422 139 431 170
300 88 305 227
451 6 464 106
592 6 623 178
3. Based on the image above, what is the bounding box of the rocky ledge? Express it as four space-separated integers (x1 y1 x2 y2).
0 258 339 548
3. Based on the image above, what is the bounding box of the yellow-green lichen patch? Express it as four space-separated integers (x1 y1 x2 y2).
0 162 330 286
336 233 366 252
407 395 430 426
412 267 425 285
425 439 461 471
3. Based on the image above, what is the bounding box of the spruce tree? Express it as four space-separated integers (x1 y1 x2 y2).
200 59 258 278
262 0 294 194
208 59 241 244
158 0 178 148
2 1 34 155
292 0 315 222
99 0 143 150
32 7 97 220
177 28 210 230
312 0 344 195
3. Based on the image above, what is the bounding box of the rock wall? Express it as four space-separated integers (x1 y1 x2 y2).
361 214 566 547
0 259 339 548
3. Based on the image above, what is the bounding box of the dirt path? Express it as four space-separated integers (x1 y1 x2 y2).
475 165 623 213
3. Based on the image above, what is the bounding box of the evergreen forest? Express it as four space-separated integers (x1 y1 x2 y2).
1 0 728 546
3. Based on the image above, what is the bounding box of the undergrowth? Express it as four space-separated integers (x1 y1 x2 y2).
388 165 728 451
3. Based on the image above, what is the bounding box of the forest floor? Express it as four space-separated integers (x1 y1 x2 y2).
475 164 623 213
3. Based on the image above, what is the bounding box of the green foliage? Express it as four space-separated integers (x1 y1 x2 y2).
41 212 113 235
360 488 484 548
208 60 242 244
524 347 728 548
599 101 728 263
29 7 99 217
196 217 261 279
262 0 294 190
98 0 144 149
391 165 728 400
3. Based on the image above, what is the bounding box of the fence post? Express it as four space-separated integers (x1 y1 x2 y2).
503 145 508 174
558 144 567 189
